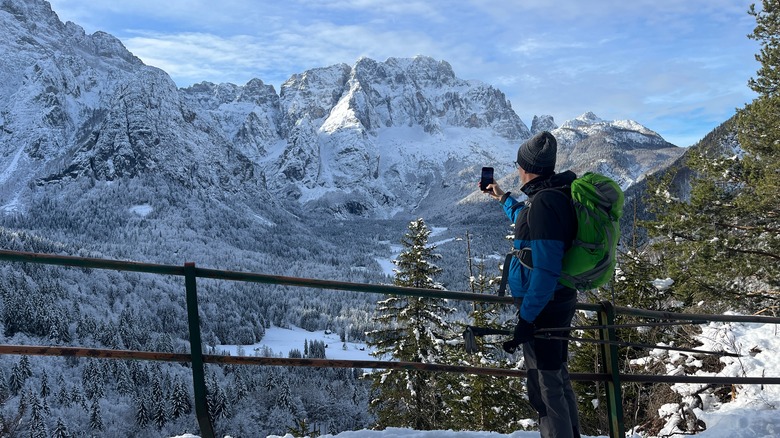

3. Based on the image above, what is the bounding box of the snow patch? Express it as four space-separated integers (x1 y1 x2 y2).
252 213 275 226
1 195 22 214
0 146 25 185
129 204 153 217
652 278 674 290
216 325 374 362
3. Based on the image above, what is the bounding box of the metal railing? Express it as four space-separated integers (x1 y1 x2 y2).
1 248 779 438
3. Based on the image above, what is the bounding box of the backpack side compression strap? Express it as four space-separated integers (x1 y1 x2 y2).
496 253 513 296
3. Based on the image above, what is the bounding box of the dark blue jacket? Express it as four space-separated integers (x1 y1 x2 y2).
499 171 577 323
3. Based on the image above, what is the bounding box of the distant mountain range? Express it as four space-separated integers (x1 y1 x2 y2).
0 0 685 225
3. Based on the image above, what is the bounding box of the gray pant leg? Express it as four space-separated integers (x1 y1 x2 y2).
537 368 574 438
562 364 581 438
524 342 577 438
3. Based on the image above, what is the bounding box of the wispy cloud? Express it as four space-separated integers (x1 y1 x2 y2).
510 38 588 56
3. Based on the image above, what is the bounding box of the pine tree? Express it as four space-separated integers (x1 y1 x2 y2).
287 418 320 438
70 386 87 411
208 375 231 424
0 369 8 401
735 0 780 310
18 356 31 379
115 362 135 396
52 418 70 438
152 397 167 429
8 363 24 395
54 374 69 407
641 0 780 314
28 395 47 438
171 378 192 419
39 370 49 400
56 385 70 407
746 1 780 99
367 218 455 430
89 400 104 432
276 380 293 411
152 377 168 429
136 395 150 428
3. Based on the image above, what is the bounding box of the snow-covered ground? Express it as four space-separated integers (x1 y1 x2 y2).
190 318 780 438
654 318 780 438
175 430 598 438
216 325 374 362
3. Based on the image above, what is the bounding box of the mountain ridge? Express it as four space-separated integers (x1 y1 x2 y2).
1 0 684 223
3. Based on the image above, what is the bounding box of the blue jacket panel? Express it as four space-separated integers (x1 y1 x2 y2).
500 171 577 323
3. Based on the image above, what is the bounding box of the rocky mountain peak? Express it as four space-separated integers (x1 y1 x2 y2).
531 115 558 134
561 111 605 129
552 113 683 189
1 0 61 29
280 63 352 135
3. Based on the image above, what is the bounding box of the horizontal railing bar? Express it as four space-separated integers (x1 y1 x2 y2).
3 249 779 325
618 373 780 385
3 344 778 385
0 344 533 378
609 305 780 325
0 249 513 305
0 249 184 276
193 266 514 304
0 344 186 361
568 302 780 324
207 355 538 378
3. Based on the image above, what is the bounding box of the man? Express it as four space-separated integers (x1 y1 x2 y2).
485 131 581 438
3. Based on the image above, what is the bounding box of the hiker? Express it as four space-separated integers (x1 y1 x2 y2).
484 131 581 438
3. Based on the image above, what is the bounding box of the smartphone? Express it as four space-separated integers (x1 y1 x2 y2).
479 167 494 192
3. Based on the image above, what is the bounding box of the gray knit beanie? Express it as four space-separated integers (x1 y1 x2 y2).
516 131 557 175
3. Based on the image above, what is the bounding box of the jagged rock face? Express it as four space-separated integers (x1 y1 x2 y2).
180 79 283 159
530 115 558 134
0 0 261 200
267 56 533 215
280 63 352 136
0 0 147 201
346 56 530 139
45 70 255 187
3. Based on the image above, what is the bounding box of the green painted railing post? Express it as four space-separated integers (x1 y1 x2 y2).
598 300 625 438
184 262 215 438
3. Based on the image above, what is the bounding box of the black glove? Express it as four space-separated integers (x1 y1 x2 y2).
502 318 535 354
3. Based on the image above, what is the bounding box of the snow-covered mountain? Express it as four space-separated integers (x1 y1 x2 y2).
179 55 534 218
0 0 683 223
552 111 682 189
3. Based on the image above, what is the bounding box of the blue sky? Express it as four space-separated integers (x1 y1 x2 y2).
47 0 760 147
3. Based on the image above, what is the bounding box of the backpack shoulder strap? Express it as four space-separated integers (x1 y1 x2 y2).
526 187 577 246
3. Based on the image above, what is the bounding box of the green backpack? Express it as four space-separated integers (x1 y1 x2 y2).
495 172 624 296
557 172 624 290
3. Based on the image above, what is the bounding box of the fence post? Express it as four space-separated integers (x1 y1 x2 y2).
184 262 215 438
598 300 625 438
